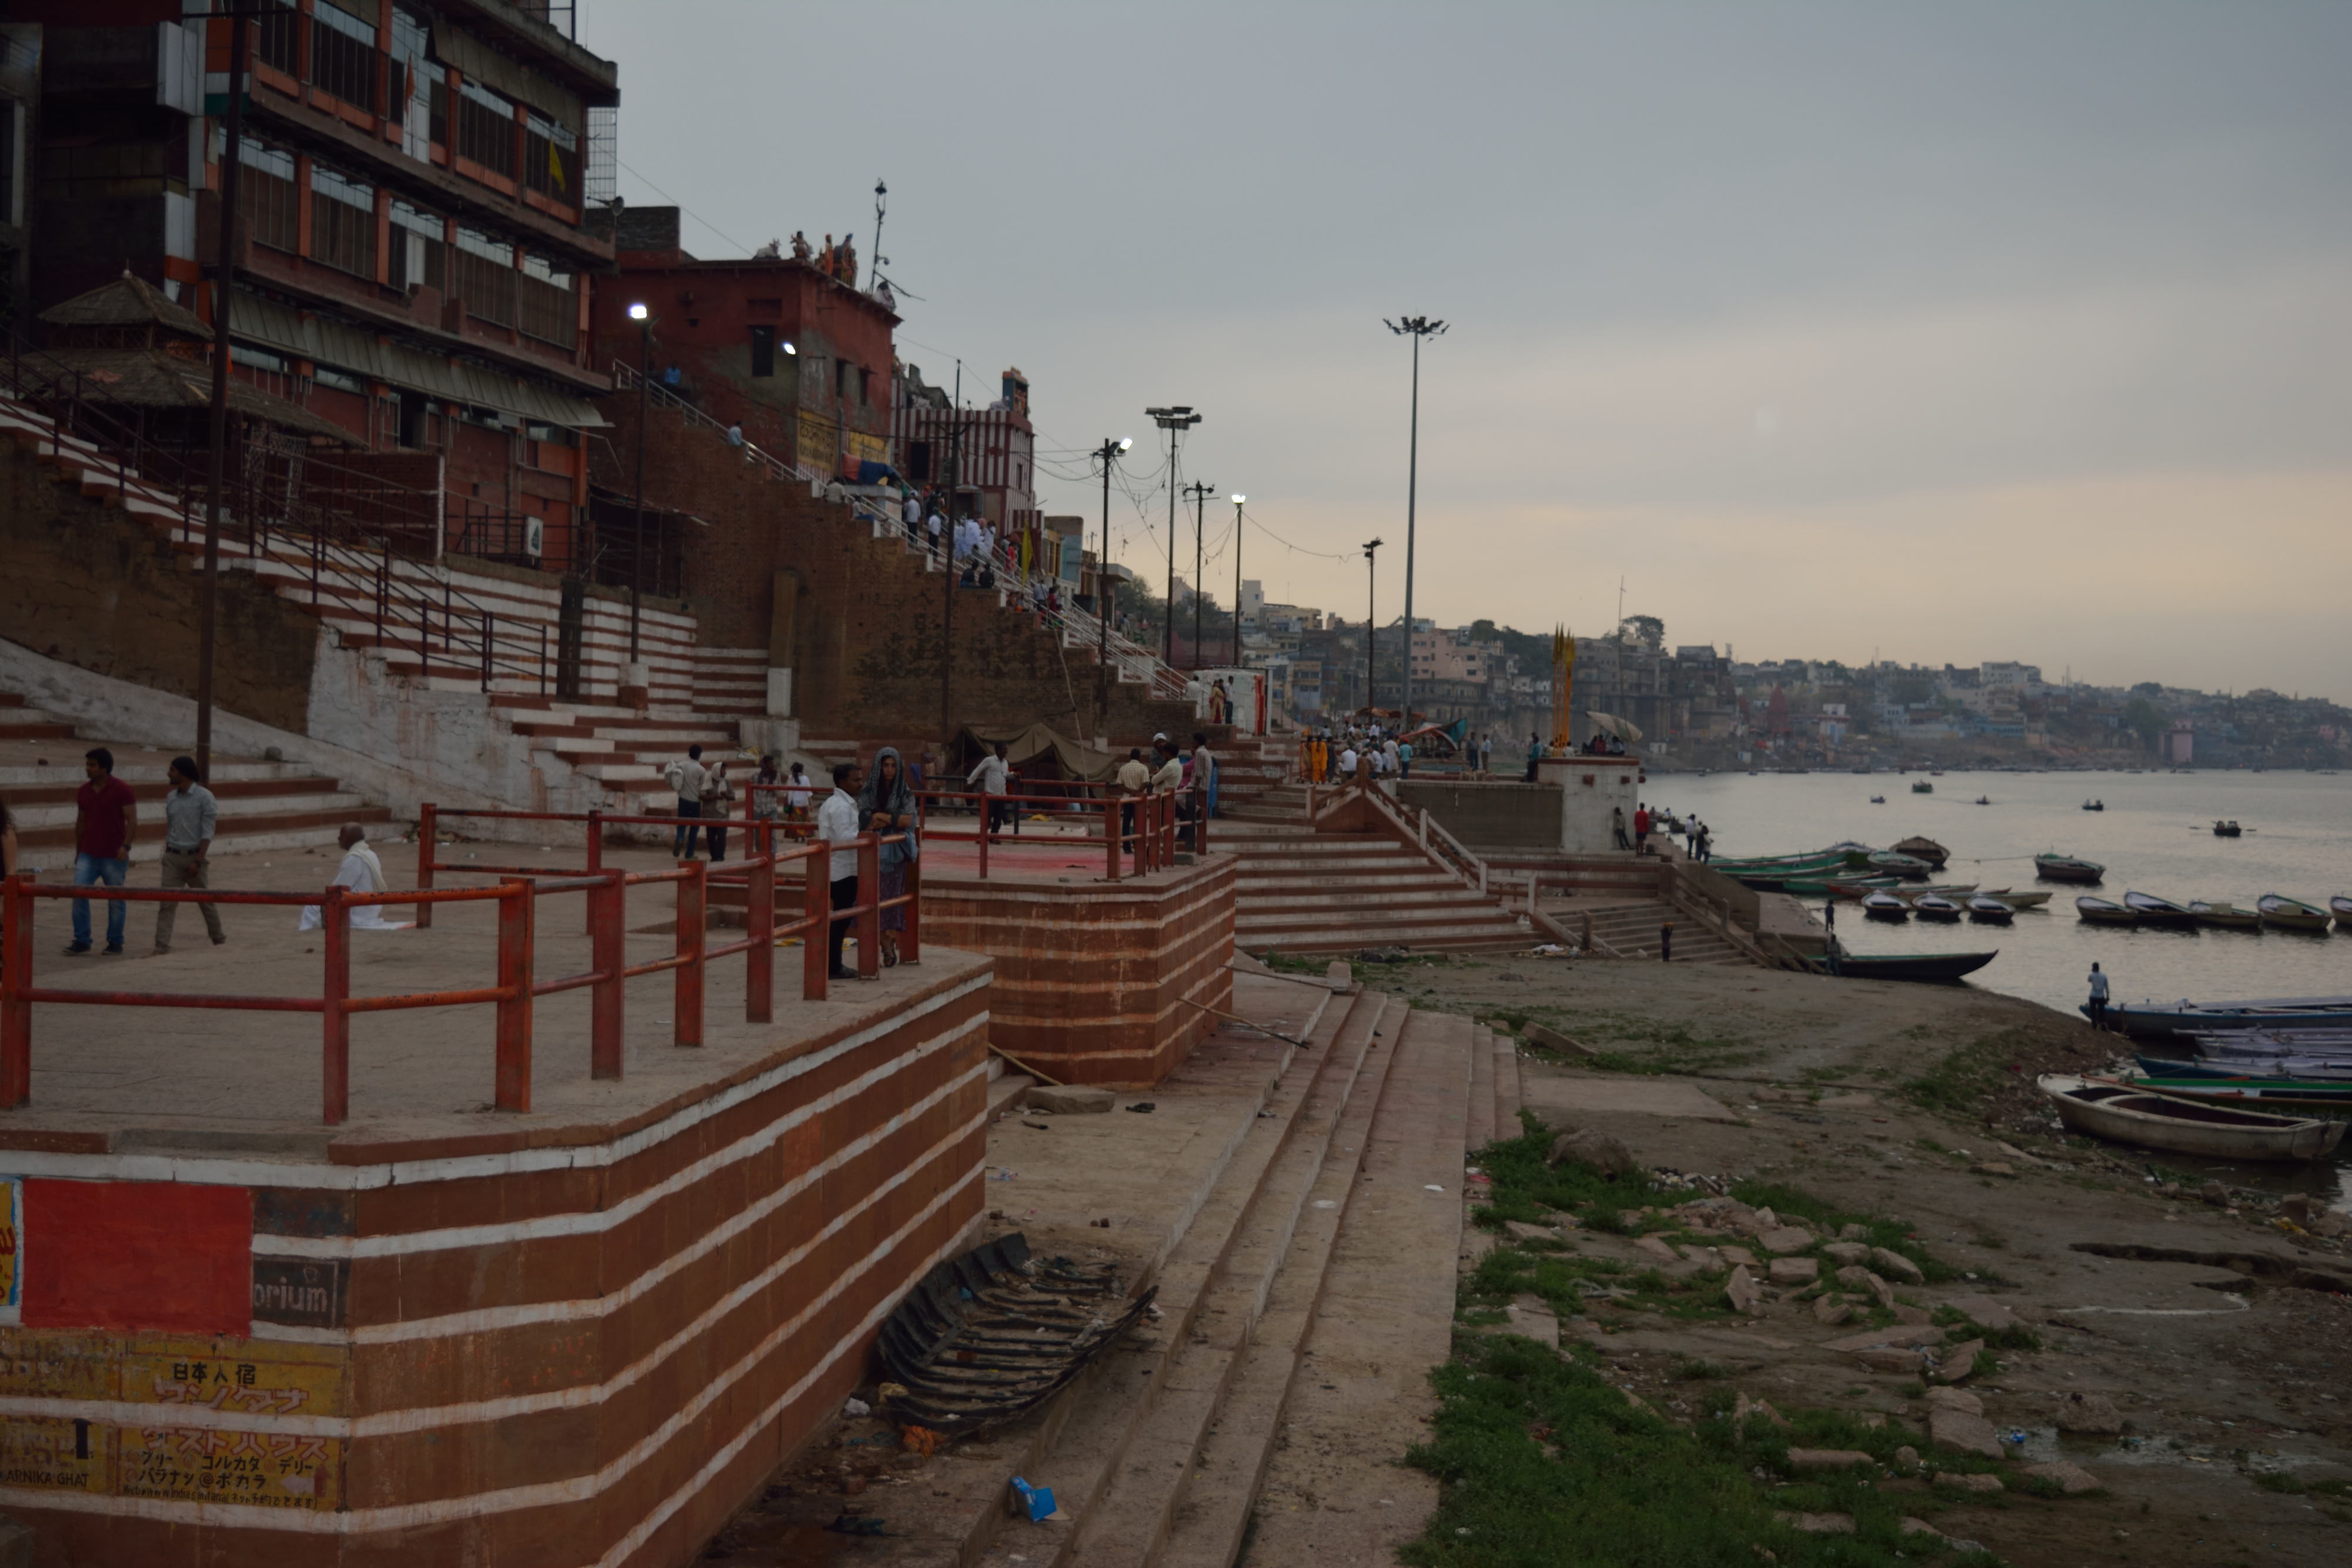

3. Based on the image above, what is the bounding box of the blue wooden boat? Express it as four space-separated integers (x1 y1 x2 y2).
2090 995 2352 1040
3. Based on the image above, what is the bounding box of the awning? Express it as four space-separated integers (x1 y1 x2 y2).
1585 711 1645 743
230 294 609 429
959 721 1123 783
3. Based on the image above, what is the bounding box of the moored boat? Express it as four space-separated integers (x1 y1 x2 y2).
1912 780 1933 794
1862 891 1911 922
1867 851 1934 880
1913 893 1964 923
1891 835 1949 868
2123 891 2199 930
2039 1074 2347 1162
2076 895 2136 926
2082 799 2104 811
2333 895 2352 928
2257 894 2332 934
2128 1073 2352 1111
2212 820 2241 837
2189 900 2262 932
2036 852 2105 884
1966 896 2014 925
2092 995 2352 1040
1975 887 2050 909
1805 950 1996 982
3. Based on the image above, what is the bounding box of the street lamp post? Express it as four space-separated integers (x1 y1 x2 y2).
627 303 652 661
1229 494 1245 667
1145 406 1200 666
1091 436 1132 737
1384 315 1445 734
194 5 253 783
1362 537 1384 717
1182 479 1214 668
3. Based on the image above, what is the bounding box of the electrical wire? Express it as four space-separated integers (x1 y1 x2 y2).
614 159 754 255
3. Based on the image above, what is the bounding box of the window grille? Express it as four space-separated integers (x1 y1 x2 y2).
236 139 299 254
455 225 516 326
583 104 616 206
456 78 517 178
389 199 445 292
253 0 300 78
309 2 380 113
524 111 579 205
309 162 376 279
517 253 575 348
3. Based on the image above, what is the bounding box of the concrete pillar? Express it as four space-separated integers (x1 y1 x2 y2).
1533 754 1643 853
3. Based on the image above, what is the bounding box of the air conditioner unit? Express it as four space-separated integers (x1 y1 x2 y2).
523 516 545 559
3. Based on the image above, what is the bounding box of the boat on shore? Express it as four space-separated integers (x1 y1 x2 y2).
2123 891 2199 930
2259 894 2333 934
2040 1074 2347 1161
1862 891 1910 922
1966 896 2015 925
2036 852 2105 884
1806 950 1997 982
1913 893 1964 923
2128 1072 2352 1111
2076 896 2136 926
2090 995 2352 1039
2189 900 2262 932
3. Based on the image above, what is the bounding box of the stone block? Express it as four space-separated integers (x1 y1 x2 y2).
1524 1022 1596 1058
1633 1235 1681 1262
1929 1408 2004 1460
1854 1347 1926 1373
1502 1300 1561 1350
1726 1264 1766 1317
1894 1445 1921 1470
1546 1126 1638 1175
1720 1245 1759 1268
1933 1339 1986 1383
1812 1295 1852 1326
1504 1220 1560 1245
1758 1226 1816 1254
1325 959 1352 989
1942 1295 2017 1330
1822 1241 1869 1266
1028 1085 1117 1115
1786 1449 1873 1472
1935 1472 2004 1493
2022 1460 2101 1495
1773 1512 1855 1534
1768 1256 1819 1286
2054 1391 2122 1435
1825 1323 1944 1353
1870 1246 1926 1285
1924 1386 1983 1416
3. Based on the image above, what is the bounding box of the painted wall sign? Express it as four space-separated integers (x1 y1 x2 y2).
0 1176 19 1324
21 1180 250 1336
250 1258 346 1330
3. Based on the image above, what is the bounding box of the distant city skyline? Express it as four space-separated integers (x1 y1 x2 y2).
587 2 2352 700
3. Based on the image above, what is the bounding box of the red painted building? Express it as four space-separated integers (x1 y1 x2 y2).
589 206 900 479
892 364 1037 532
14 1 618 573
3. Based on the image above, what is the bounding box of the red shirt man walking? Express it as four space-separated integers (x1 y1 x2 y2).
68 746 138 955
1633 804 1652 854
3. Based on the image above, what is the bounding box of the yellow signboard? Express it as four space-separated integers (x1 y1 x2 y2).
0 1416 111 1495
118 1425 340 1511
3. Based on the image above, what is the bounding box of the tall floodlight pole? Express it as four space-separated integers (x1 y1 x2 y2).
941 362 964 744
1145 406 1200 664
195 6 253 783
1183 479 1214 668
1229 493 1245 667
1362 537 1384 717
1091 436 1132 736
1384 316 1446 733
626 304 652 659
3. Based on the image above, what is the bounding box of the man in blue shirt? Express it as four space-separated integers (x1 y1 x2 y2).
153 755 225 952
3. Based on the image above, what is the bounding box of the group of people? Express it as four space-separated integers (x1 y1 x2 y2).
1114 730 1218 846
1300 723 1416 784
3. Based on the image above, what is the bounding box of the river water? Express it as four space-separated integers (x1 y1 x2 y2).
1652 766 2352 1205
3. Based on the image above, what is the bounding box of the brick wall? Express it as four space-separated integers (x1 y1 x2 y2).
594 398 1195 743
1 432 320 731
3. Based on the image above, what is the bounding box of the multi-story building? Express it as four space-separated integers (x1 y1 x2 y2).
18 1 622 573
893 362 1035 533
593 205 901 486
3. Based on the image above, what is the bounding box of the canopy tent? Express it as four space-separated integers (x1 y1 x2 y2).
958 721 1125 784
1399 720 1466 755
1585 710 1645 743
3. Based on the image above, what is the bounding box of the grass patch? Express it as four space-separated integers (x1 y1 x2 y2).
1562 1011 1770 1076
1401 1333 1998 1567
1725 1180 1949 1283
1903 1024 2043 1115
2253 1472 2305 1495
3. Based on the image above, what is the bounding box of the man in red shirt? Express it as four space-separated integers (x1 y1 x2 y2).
1633 803 1652 855
68 746 138 955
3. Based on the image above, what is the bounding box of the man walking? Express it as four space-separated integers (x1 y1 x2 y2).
1525 732 1542 783
153 755 225 953
68 747 136 955
2086 962 2110 1029
1633 803 1652 854
968 741 1013 838
817 760 864 980
666 744 707 858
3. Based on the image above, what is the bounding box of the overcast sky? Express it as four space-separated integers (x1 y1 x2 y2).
582 1 2352 698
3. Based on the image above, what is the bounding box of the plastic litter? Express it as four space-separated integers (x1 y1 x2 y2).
1425 1184 1446 1192
1010 1476 1058 1522
843 1397 871 1417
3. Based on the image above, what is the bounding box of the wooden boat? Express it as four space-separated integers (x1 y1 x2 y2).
1913 893 1964 923
2257 894 2332 933
2213 820 2242 837
1869 794 1886 804
1976 887 2050 909
1973 795 1991 805
2040 1074 2347 1161
1805 950 1996 982
2082 799 2105 811
1822 878 1903 900
1867 851 1934 880
2036 852 2105 884
2092 995 2352 1040
2333 895 2352 927
2129 1073 2352 1111
2123 891 2199 930
2189 900 2262 932
1911 780 1933 794
1966 896 2015 925
2076 896 2136 925
1891 835 1949 868
1862 891 1911 922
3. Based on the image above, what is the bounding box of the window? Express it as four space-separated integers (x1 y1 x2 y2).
389 199 444 292
235 138 298 253
749 325 776 378
312 364 366 394
456 78 517 178
389 8 441 159
308 162 376 279
833 358 849 403
455 225 515 326
310 2 380 113
516 252 575 347
523 111 579 205
253 0 300 78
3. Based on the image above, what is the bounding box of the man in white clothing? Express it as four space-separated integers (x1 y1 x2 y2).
816 761 865 979
1337 743 1359 780
299 824 413 931
967 741 1014 838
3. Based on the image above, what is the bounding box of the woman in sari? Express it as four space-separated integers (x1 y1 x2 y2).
858 746 919 965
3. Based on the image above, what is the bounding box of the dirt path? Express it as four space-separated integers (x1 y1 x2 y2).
1386 953 2352 1567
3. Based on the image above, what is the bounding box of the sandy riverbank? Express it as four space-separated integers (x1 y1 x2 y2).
1385 954 2352 1567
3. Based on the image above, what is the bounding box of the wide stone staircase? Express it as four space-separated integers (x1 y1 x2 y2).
0 693 390 868
1548 897 1752 965
781 974 1524 1568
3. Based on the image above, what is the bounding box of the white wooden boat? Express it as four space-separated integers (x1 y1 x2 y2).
2039 1074 2347 1162
2076 896 2136 926
1966 896 2014 925
2189 901 2262 932
2124 891 2199 930
1976 887 2050 909
2259 894 2332 934
1913 894 1964 923
1862 891 1910 922
2331 895 2352 928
